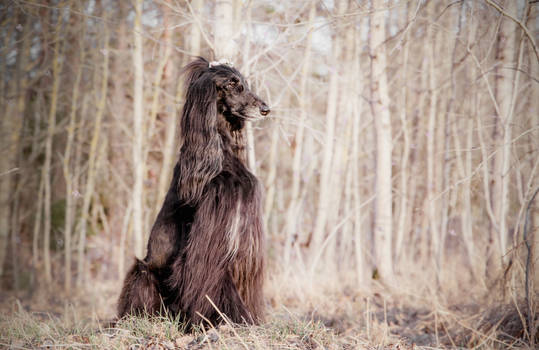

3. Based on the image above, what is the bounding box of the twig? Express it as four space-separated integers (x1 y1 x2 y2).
183 0 214 55
0 167 19 177
484 0 539 63
204 295 250 350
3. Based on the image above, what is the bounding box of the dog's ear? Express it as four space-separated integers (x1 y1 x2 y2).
177 69 223 205
182 57 209 90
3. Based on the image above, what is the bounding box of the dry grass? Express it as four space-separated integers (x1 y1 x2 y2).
0 270 536 349
0 306 422 350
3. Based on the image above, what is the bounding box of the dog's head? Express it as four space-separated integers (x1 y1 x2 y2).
182 57 270 131
211 62 270 124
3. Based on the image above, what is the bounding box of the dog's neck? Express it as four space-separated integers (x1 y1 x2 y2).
217 114 247 162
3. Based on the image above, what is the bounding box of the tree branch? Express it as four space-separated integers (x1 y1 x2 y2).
484 0 539 63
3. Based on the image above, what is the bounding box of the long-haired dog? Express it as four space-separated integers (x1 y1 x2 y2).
117 57 270 326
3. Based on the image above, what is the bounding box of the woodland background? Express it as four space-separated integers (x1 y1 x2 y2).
0 0 538 348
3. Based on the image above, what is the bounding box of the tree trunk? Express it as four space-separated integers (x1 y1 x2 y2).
284 1 316 268
352 25 364 283
132 0 146 259
43 12 64 284
0 12 30 281
395 1 411 264
63 22 85 293
214 0 235 59
426 1 440 272
77 24 109 287
310 0 346 260
370 0 393 280
491 0 518 274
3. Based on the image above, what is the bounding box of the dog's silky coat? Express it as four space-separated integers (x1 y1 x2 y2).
118 57 270 326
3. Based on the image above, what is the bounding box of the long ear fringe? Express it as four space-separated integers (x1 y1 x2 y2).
178 63 223 205
181 57 210 92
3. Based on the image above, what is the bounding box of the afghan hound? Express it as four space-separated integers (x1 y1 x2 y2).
117 57 270 327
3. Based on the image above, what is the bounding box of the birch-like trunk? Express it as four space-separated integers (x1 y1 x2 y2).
263 122 279 232
132 0 145 259
284 1 316 268
426 1 440 269
352 26 364 283
310 0 346 260
395 1 411 263
214 0 234 59
370 0 393 280
63 24 85 293
491 0 518 273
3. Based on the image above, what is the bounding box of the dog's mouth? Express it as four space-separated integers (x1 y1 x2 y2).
230 107 269 121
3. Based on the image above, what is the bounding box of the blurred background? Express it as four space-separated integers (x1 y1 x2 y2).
0 0 538 331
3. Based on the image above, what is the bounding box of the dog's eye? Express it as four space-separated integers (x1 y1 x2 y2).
237 84 244 92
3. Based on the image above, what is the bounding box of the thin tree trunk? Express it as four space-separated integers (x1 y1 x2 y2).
284 1 316 268
32 176 44 285
43 13 64 284
63 21 85 293
214 0 234 59
132 0 145 259
395 1 411 264
370 0 393 280
500 1 524 268
118 202 133 280
492 0 518 273
190 0 202 56
352 27 364 283
328 13 356 264
77 25 109 286
426 1 440 271
263 122 279 232
146 9 172 224
437 3 461 277
155 0 182 212
310 0 346 259
0 12 29 280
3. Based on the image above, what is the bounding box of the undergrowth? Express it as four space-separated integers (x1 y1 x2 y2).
1 295 535 349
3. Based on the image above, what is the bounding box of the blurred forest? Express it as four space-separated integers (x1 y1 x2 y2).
0 0 538 336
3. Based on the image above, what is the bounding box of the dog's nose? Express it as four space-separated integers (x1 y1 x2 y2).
260 104 270 116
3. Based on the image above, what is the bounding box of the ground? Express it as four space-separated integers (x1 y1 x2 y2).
1 275 536 349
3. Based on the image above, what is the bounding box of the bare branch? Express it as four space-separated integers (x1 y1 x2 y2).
484 0 539 63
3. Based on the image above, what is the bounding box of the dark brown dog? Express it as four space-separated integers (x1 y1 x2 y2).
118 57 269 327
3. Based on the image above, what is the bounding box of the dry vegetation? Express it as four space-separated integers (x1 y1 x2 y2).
1 278 537 349
1 0 538 349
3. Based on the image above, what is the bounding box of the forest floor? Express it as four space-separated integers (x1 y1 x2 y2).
0 274 536 349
